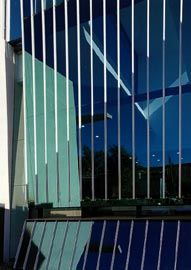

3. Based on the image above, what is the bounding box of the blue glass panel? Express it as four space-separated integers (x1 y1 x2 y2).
99 221 117 269
177 221 191 269
143 221 161 269
160 221 177 270
128 221 146 269
113 221 132 269
85 221 104 269
10 0 21 40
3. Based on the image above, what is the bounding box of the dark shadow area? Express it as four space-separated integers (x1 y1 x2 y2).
14 223 45 270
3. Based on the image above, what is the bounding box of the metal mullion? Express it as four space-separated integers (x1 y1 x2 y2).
96 220 107 270
20 0 28 202
58 221 69 270
146 0 150 199
103 0 108 200
178 0 183 198
13 220 26 269
162 0 166 199
140 220 149 270
90 0 95 201
41 0 48 203
76 0 82 201
125 220 134 270
157 220 164 270
70 221 81 269
46 221 58 269
64 0 70 203
34 222 47 270
30 0 38 203
53 0 59 203
174 220 180 270
110 220 120 270
131 0 135 199
23 222 36 270
117 0 121 200
82 222 93 270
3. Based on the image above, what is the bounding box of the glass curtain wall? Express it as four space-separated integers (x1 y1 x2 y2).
20 0 191 206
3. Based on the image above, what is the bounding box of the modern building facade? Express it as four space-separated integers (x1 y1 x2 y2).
1 0 191 268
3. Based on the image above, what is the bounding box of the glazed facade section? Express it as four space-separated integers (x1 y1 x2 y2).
20 0 191 207
14 220 191 269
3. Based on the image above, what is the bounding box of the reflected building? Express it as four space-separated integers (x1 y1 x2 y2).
1 0 191 267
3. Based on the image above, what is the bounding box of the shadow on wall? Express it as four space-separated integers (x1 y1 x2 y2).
13 224 45 269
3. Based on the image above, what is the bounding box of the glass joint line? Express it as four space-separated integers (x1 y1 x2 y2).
20 0 28 192
64 0 71 204
110 220 120 270
30 0 38 203
140 220 149 270
58 221 69 270
103 0 108 200
70 221 81 269
174 220 180 270
157 220 164 270
131 0 135 199
117 0 121 200
76 0 82 201
33 222 47 270
125 220 134 270
146 0 150 199
46 221 58 269
90 0 95 201
41 0 48 203
96 221 107 270
13 220 26 269
178 0 183 198
162 0 166 199
23 222 36 270
82 222 93 270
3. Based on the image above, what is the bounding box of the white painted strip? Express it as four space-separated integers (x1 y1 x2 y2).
147 0 150 58
76 0 82 200
131 0 135 199
117 0 121 200
41 0 49 203
157 220 164 270
140 220 149 270
41 0 47 164
64 0 70 203
53 0 58 153
65 0 69 142
20 0 28 190
90 0 95 200
179 0 183 198
103 0 108 200
163 0 166 42
147 0 150 199
110 220 120 270
174 221 180 270
30 0 38 202
82 222 93 270
53 0 60 203
125 220 134 270
96 221 106 270
162 0 166 198
6 0 10 41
